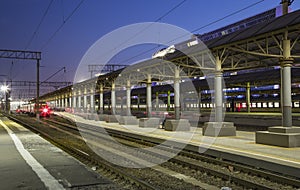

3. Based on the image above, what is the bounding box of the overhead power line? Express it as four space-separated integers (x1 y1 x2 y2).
99 0 187 65
25 0 54 50
155 0 187 22
118 0 187 53
191 0 265 33
40 0 86 50
120 0 266 64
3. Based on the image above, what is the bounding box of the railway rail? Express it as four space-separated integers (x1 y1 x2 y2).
6 114 158 190
9 113 300 189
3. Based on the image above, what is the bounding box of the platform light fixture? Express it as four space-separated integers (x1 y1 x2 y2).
1 85 8 92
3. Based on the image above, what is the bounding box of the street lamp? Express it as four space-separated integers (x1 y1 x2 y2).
1 84 10 113
1 85 8 92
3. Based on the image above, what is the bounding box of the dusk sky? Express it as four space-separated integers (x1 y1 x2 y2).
1 0 300 84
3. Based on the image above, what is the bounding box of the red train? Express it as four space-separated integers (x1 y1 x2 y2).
18 102 51 117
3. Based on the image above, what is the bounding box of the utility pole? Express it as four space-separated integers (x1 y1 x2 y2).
0 49 41 118
36 59 40 120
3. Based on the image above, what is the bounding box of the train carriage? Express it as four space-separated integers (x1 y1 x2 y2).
19 102 51 117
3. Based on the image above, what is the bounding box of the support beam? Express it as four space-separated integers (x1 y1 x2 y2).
167 91 171 111
202 56 236 137
282 38 292 127
174 67 180 120
36 59 40 120
246 82 251 113
155 92 159 111
256 32 300 147
73 95 76 111
99 84 104 114
126 80 131 116
83 95 87 112
214 56 223 122
198 88 202 113
146 74 152 118
111 81 116 115
90 93 94 113
78 95 82 111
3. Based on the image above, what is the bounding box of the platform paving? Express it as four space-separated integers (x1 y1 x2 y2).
0 116 117 189
59 112 300 178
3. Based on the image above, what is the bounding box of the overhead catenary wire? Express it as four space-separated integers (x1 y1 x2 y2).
119 0 265 64
12 0 54 81
191 0 265 33
25 0 54 50
155 0 187 22
103 0 187 62
40 0 86 51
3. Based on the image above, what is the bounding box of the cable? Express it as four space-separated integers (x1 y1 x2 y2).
25 0 54 50
11 0 53 81
40 0 85 50
191 0 265 33
155 0 187 22
109 0 187 55
119 0 265 64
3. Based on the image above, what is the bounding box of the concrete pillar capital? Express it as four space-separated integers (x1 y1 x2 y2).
280 57 293 67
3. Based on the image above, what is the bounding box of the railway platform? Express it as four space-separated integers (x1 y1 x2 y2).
0 115 116 189
57 112 300 179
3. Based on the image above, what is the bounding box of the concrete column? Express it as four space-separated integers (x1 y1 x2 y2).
73 96 76 109
256 32 300 147
246 82 251 113
90 93 94 113
99 84 103 114
137 95 140 109
155 92 159 111
57 97 60 108
78 90 82 109
59 97 62 108
111 81 116 115
146 74 152 117
61 96 65 108
54 97 57 108
167 91 171 111
126 80 131 116
215 56 223 122
69 96 72 108
198 88 201 113
281 38 293 127
83 95 87 111
174 67 180 120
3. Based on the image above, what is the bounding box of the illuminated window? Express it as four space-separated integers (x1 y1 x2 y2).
268 102 273 108
242 103 246 108
257 103 262 108
274 102 280 108
263 103 268 108
251 103 256 108
294 102 299 108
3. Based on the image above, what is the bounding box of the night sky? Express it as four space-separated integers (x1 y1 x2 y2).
1 0 299 84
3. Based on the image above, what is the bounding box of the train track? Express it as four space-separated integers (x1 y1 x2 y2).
7 113 300 189
6 114 158 190
42 114 300 189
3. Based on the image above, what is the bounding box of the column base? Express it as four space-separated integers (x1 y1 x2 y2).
164 119 191 131
139 118 161 128
202 122 236 137
256 126 300 147
91 113 99 121
87 113 94 120
98 114 107 121
105 115 120 123
119 116 139 125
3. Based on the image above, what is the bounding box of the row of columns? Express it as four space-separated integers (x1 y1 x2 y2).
50 50 294 130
